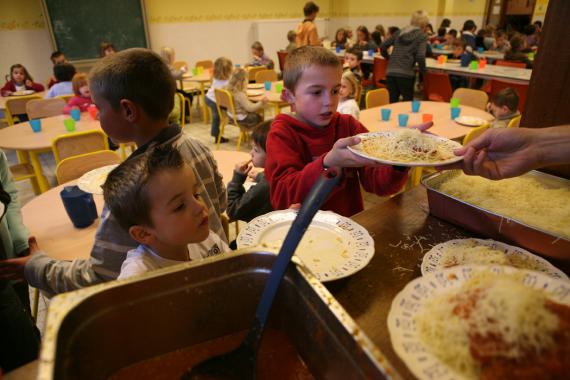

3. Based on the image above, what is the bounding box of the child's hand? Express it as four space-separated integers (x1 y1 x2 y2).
235 160 252 175
25 79 34 87
247 169 259 181
181 66 188 73
323 136 379 169
0 237 39 281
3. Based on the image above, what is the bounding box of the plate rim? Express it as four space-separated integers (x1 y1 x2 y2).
10 90 36 96
454 115 488 127
236 209 375 282
348 131 464 167
77 164 119 195
421 237 569 280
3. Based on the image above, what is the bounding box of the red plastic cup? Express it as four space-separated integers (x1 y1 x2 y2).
422 113 433 123
87 105 98 120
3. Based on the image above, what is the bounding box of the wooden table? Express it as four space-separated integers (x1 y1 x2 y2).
183 72 212 123
0 91 47 110
359 101 494 141
21 181 104 261
0 114 102 193
431 48 505 61
426 57 531 83
333 48 381 64
247 81 289 114
212 150 251 185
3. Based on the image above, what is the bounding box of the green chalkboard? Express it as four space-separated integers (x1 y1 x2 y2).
42 0 148 61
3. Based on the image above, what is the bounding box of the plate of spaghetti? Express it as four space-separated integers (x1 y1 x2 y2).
348 130 463 167
388 265 570 380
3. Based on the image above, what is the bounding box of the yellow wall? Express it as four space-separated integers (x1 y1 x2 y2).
442 0 487 16
0 0 44 30
534 0 549 16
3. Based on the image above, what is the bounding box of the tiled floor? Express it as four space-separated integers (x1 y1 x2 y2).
4 105 389 333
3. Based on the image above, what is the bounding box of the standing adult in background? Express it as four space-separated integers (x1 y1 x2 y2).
296 2 321 47
381 10 428 103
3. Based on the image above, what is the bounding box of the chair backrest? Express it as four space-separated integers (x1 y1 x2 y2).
372 57 388 88
247 66 267 81
463 124 490 145
56 94 73 103
5 95 42 125
423 72 452 102
176 92 186 125
173 61 188 71
489 79 528 113
254 69 278 83
55 150 121 185
52 130 109 163
277 51 288 72
451 88 489 110
196 60 213 70
214 88 238 124
507 115 522 128
365 88 390 109
26 98 66 119
495 60 526 68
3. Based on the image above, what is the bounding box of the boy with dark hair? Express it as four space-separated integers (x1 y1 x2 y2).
488 88 520 128
461 19 477 50
296 1 321 47
265 46 424 217
344 47 364 81
227 120 273 223
102 145 228 279
1 48 227 296
45 62 76 98
48 51 67 88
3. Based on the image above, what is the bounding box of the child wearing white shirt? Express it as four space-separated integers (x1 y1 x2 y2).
336 71 361 120
103 145 229 280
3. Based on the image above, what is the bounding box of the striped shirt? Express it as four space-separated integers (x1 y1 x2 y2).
381 26 427 78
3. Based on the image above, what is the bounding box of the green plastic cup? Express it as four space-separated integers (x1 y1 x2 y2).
64 118 76 132
450 98 460 108
275 82 283 93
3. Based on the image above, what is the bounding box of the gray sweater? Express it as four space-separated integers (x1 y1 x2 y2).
381 26 427 78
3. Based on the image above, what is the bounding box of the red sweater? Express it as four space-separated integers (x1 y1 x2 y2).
265 113 409 217
1 80 44 96
63 95 93 114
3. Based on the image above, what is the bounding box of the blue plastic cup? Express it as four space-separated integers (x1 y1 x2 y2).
70 108 81 121
478 47 484 54
336 46 341 53
381 108 391 121
264 81 271 91
235 64 241 68
398 114 409 127
451 107 461 120
368 49 374 57
29 119 42 132
411 100 421 113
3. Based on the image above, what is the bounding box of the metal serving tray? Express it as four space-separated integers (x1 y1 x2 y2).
422 170 570 260
37 250 399 380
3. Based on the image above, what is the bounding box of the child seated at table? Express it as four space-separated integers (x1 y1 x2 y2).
285 30 297 53
265 46 411 217
487 88 520 128
331 28 348 50
45 62 76 98
102 145 229 279
344 47 363 81
206 57 233 143
47 51 67 88
246 41 274 70
505 34 533 69
444 29 457 47
225 68 267 129
337 71 361 119
63 73 93 114
160 46 193 121
491 30 510 53
1 64 44 97
227 120 273 223
15 48 227 296
449 39 473 90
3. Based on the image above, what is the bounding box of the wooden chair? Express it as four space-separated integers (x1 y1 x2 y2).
247 66 267 82
119 143 137 160
423 72 452 102
508 115 522 128
489 79 529 113
26 98 66 119
463 124 490 145
10 163 40 194
451 88 489 110
495 60 526 68
176 92 187 126
52 130 109 163
56 94 73 103
196 60 214 70
173 60 188 71
277 50 288 73
365 88 389 109
255 69 278 83
372 57 388 88
55 150 121 184
4 95 42 125
214 88 255 150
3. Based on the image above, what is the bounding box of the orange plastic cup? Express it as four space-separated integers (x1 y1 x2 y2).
479 59 487 69
422 113 433 123
437 55 445 64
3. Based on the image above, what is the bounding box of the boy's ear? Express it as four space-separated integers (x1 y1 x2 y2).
282 88 296 105
128 225 154 245
119 99 140 123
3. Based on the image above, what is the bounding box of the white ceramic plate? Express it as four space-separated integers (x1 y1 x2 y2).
247 83 264 89
347 131 463 167
421 238 568 280
388 265 570 380
454 115 488 127
246 89 264 96
11 90 35 96
237 210 375 282
77 164 119 195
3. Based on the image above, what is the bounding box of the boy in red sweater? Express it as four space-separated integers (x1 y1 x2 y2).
266 46 419 217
